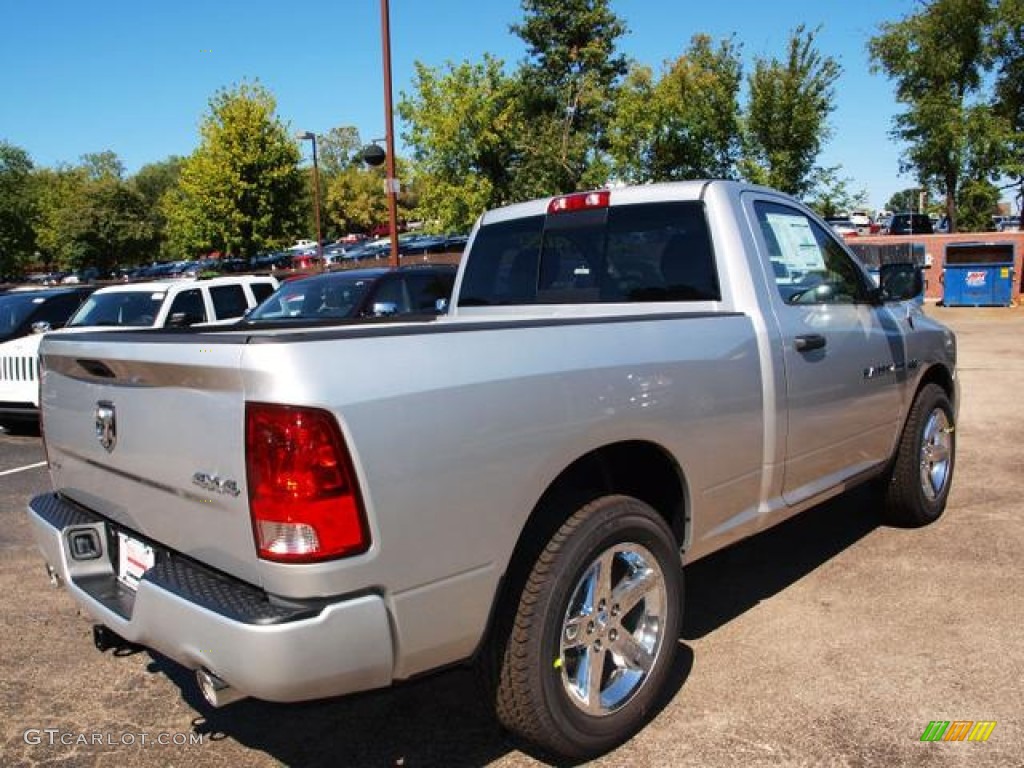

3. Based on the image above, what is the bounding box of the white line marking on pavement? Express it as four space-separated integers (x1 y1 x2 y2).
0 461 47 477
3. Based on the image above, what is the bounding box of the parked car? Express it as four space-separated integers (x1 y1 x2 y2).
997 215 1021 232
888 213 934 235
0 286 97 428
0 286 96 343
245 265 456 322
826 217 859 238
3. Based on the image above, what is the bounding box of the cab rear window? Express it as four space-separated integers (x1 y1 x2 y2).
458 201 719 306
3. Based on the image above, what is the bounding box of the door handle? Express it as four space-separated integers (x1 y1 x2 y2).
794 334 826 352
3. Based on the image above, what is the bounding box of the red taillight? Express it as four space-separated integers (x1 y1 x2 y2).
547 189 610 215
245 403 369 562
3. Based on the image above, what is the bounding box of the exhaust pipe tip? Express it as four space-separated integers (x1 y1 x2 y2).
196 668 247 708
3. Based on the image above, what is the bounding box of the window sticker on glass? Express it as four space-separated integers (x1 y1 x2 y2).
765 213 825 272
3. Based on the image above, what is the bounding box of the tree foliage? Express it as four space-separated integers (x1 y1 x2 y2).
32 154 155 272
131 157 184 259
869 0 994 232
510 0 628 196
887 187 929 212
991 0 1024 202
324 167 390 235
399 56 521 231
742 25 842 196
316 126 364 179
806 166 869 218
0 142 37 276
608 35 743 184
165 82 304 257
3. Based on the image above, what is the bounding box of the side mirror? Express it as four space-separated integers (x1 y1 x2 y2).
31 321 52 334
371 301 399 317
878 263 924 303
168 311 203 327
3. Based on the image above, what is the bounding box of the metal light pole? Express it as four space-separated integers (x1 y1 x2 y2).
296 131 324 269
380 0 400 269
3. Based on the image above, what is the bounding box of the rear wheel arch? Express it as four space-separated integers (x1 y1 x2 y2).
512 440 687 584
476 440 687 667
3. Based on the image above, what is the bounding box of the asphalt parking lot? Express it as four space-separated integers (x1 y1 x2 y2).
1 304 1022 767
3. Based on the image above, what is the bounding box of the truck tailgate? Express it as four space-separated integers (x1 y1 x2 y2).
39 334 261 586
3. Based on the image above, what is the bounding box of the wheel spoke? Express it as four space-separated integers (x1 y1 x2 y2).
611 628 655 673
924 441 949 464
594 549 616 608
612 563 661 617
561 614 589 651
583 644 607 714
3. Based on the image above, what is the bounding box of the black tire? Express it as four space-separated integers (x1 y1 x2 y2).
882 383 956 527
492 495 682 761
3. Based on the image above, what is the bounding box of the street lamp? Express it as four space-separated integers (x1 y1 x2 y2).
296 131 323 269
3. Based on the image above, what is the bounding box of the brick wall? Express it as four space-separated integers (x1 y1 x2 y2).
852 232 1024 302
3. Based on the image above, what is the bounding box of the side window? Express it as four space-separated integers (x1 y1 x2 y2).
405 272 455 312
250 282 275 304
368 276 409 314
167 288 207 324
458 216 544 306
32 293 86 328
755 201 869 305
209 284 248 320
604 202 719 302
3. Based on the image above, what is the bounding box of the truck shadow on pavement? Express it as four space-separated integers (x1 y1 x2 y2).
144 485 881 767
682 484 882 640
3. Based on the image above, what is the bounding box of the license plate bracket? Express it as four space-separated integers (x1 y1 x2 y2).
116 531 154 591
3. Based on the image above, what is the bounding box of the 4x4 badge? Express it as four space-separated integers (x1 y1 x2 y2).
95 401 116 453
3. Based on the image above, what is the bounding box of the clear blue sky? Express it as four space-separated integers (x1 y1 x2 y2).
1 0 920 211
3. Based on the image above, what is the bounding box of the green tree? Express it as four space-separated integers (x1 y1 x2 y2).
806 166 869 219
991 0 1024 203
324 166 389 235
957 177 1001 230
33 166 86 269
608 35 743 183
399 56 521 231
165 82 304 257
742 25 842 196
0 142 37 276
131 157 184 259
33 155 155 272
886 187 929 212
869 0 994 232
80 150 125 181
62 177 155 272
510 0 628 196
316 126 363 179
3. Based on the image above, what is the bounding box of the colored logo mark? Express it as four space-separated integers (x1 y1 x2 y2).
920 720 996 742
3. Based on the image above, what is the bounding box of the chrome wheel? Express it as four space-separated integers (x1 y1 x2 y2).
920 408 952 502
558 542 667 716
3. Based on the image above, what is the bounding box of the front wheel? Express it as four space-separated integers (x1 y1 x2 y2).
492 495 683 760
882 383 956 526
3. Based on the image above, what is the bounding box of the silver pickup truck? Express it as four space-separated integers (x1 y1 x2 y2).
27 181 957 760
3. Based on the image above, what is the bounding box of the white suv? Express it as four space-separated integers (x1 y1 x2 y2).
0 275 277 428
